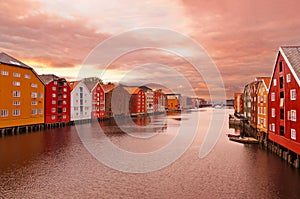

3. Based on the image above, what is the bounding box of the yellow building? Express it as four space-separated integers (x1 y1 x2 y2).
167 95 180 111
256 77 270 135
0 52 44 129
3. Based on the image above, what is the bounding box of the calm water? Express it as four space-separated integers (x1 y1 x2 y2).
1 109 300 198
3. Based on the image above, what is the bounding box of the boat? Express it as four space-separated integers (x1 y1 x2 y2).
228 136 259 144
226 133 240 138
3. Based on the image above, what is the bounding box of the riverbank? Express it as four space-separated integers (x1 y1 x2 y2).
229 114 300 169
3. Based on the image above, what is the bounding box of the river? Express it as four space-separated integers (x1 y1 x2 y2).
1 109 300 198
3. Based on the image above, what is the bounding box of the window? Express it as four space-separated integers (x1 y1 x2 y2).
291 129 296 140
64 82 67 86
51 108 56 113
31 92 37 98
52 93 56 98
12 109 20 116
63 115 67 119
63 88 67 92
13 81 20 86
287 74 291 83
38 109 43 114
291 89 296 100
63 100 67 105
63 94 67 98
31 109 37 115
31 101 37 106
1 70 9 76
273 79 277 86
264 107 266 115
13 91 21 97
263 95 266 103
279 61 283 72
280 109 284 120
280 126 285 136
52 86 56 91
270 124 275 132
272 108 275 117
271 92 275 101
31 83 38 88
1 110 8 117
24 74 31 79
13 72 20 77
39 93 43 98
280 92 284 107
63 108 66 112
51 115 56 120
54 81 57 85
13 100 20 105
52 100 56 105
291 110 296 121
279 76 284 89
79 87 83 92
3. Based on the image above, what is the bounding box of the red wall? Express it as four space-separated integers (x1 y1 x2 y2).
45 80 70 124
91 83 105 119
268 52 300 154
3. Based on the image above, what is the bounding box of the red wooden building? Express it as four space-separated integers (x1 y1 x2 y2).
268 46 300 155
124 87 146 116
85 82 105 119
39 74 70 126
234 93 244 116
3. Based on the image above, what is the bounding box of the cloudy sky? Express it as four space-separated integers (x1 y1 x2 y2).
1 0 300 100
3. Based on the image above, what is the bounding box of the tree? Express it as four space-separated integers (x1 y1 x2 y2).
82 77 103 84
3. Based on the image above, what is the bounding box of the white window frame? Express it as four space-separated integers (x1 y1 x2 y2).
13 91 21 97
291 129 296 140
1 109 8 117
13 100 20 105
13 81 20 86
1 70 9 76
287 74 291 83
291 89 296 100
271 92 275 101
31 83 38 88
24 74 31 79
291 110 296 122
273 79 277 86
12 109 20 116
13 72 20 78
271 108 275 117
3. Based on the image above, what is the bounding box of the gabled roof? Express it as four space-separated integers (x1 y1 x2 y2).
0 52 31 69
68 81 81 91
255 77 271 93
39 74 60 85
270 46 300 88
123 86 141 94
84 82 99 92
102 84 116 93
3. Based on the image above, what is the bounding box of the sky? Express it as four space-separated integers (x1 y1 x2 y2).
1 0 300 100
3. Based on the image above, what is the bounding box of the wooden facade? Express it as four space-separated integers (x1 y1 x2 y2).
0 52 44 129
268 46 300 155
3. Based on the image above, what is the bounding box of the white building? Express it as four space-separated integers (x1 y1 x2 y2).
69 81 92 122
140 86 154 114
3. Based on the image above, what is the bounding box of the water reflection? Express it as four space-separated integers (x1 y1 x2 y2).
0 109 300 198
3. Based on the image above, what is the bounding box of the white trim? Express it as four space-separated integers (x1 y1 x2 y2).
279 47 300 86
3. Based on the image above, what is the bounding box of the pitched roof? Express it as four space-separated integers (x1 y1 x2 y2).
84 82 98 92
123 86 141 94
0 52 31 69
276 46 300 86
102 84 116 93
39 74 60 85
68 81 81 91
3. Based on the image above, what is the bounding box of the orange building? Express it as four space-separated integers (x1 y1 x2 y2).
256 77 271 139
0 52 44 130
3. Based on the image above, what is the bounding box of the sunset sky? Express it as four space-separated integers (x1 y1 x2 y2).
1 0 300 100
